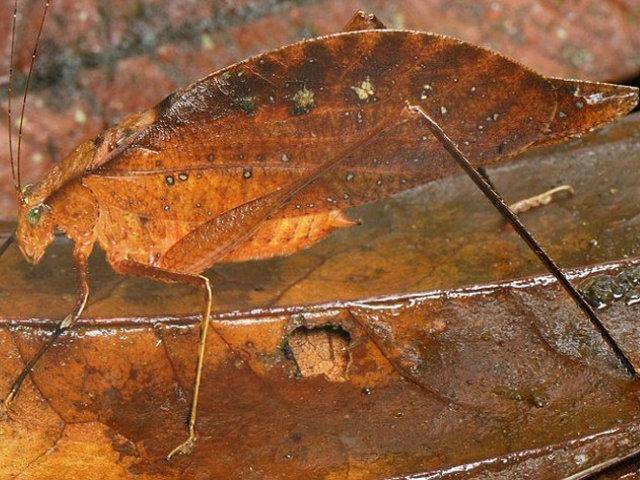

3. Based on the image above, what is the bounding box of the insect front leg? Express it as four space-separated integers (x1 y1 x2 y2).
4 249 89 408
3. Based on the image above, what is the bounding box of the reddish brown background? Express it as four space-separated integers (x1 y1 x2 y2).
2 1 640 479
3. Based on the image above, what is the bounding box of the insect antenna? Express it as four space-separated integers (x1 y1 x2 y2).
11 0 51 193
408 104 639 379
7 0 19 192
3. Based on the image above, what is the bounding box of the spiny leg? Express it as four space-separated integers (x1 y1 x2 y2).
111 260 216 460
408 104 638 378
477 166 497 190
4 250 89 408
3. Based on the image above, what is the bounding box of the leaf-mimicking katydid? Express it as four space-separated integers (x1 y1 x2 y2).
2 5 639 459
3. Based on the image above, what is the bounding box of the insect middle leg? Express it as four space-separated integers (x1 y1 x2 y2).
4 250 89 408
110 260 216 460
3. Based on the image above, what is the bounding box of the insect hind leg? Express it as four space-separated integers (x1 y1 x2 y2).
407 104 638 378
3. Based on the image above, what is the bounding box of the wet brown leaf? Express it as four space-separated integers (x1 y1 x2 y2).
2 3 640 477
2 111 640 478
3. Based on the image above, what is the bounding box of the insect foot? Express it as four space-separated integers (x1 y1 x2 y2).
3 388 17 411
408 104 639 378
0 397 11 421
166 433 197 461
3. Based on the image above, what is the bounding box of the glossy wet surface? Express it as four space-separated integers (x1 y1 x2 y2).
1 114 640 478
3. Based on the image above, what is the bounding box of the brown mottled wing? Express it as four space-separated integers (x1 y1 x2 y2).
84 30 637 224
157 113 404 272
532 78 638 148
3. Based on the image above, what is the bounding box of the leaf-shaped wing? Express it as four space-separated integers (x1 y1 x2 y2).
83 30 638 224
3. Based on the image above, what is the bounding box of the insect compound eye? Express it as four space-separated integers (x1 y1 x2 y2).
26 206 42 225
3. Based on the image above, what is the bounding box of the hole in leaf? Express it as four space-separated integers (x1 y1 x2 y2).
286 325 351 381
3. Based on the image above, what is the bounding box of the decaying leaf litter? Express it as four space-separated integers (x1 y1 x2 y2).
1 0 635 476
3 109 640 479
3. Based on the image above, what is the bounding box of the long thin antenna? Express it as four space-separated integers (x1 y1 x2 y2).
15 0 51 191
409 104 638 378
7 0 18 191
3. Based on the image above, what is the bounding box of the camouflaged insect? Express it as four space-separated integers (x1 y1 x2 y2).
4 9 638 459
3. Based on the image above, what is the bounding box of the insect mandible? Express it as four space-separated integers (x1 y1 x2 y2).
2 5 639 460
